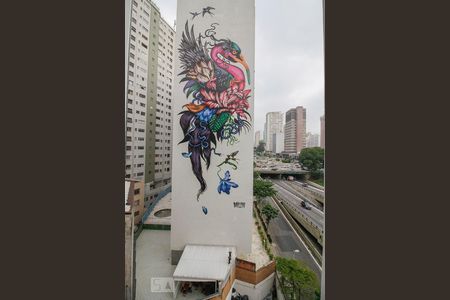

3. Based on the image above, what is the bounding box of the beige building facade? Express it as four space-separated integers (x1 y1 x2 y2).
284 106 307 154
126 179 145 225
125 181 135 300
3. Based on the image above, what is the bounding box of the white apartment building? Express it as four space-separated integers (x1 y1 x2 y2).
125 0 174 208
306 132 320 148
125 0 152 180
264 112 284 153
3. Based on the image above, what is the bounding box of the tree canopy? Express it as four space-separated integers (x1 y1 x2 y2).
256 140 266 153
299 147 324 179
276 256 320 300
253 178 277 200
262 204 279 225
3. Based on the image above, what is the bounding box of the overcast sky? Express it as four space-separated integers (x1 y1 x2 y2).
153 0 324 135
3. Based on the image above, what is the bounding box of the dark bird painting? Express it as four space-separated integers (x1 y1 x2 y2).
190 11 200 20
202 6 215 17
177 20 252 201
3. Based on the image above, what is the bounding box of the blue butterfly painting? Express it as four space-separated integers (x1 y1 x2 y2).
217 171 239 195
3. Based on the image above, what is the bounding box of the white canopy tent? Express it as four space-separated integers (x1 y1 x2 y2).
172 244 236 298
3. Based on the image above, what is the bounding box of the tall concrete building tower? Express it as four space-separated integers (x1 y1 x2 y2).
171 0 255 260
320 115 325 148
254 130 261 148
167 3 274 299
264 112 284 153
125 0 175 207
284 106 307 154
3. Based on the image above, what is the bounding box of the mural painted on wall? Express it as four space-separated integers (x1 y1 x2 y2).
178 7 252 211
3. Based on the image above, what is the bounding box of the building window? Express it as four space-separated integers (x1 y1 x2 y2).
134 188 140 195
134 211 139 216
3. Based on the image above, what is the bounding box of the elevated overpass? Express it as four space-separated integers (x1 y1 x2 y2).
254 167 309 179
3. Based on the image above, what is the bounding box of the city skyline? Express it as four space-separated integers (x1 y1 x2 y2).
153 0 324 135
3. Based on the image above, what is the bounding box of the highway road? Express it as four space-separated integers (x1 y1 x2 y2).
264 196 322 282
270 180 324 231
292 180 325 195
274 180 323 210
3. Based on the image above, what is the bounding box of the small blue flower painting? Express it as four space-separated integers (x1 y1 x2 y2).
217 170 239 195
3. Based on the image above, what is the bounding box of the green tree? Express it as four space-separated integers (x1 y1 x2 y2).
256 140 266 153
253 178 277 201
299 147 324 180
261 204 279 225
276 257 320 300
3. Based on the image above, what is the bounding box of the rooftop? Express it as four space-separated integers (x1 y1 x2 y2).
136 222 272 299
145 192 171 226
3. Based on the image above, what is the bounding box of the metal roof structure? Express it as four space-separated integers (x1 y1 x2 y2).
173 245 236 282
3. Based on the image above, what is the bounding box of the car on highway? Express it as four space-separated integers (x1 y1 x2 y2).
301 182 308 187
301 200 311 210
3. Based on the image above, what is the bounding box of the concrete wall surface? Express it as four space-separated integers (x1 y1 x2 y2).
233 273 274 300
171 0 255 256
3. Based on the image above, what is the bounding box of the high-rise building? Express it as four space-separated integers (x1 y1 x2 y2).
125 0 175 208
254 130 261 148
264 112 284 153
320 115 325 148
171 0 255 261
284 106 306 154
306 132 320 148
